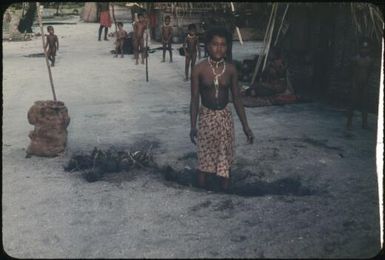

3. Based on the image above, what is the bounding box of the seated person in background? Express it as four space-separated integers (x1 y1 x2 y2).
247 47 293 97
114 22 128 58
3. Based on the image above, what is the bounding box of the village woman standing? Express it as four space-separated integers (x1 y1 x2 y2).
190 27 254 191
97 2 111 41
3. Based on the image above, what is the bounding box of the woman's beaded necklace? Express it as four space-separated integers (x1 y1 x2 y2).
207 57 226 98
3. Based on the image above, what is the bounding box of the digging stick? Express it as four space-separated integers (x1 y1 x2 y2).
146 21 149 82
36 2 57 101
111 3 117 33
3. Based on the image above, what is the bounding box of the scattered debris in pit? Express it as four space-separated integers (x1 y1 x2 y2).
64 145 316 197
64 146 155 182
130 139 160 152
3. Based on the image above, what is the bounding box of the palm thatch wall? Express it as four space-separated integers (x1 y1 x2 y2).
282 3 383 113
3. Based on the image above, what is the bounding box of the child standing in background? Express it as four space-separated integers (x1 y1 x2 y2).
161 15 173 63
183 24 201 81
44 25 59 67
133 13 147 65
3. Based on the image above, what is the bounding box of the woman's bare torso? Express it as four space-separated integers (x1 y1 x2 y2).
198 62 232 110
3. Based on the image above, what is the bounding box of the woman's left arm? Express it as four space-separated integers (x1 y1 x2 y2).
230 64 254 144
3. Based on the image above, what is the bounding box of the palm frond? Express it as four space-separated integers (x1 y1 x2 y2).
350 3 383 46
274 3 289 46
251 3 277 84
262 4 278 72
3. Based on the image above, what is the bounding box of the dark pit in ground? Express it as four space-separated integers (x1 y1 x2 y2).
158 165 317 197
25 53 45 57
64 146 317 197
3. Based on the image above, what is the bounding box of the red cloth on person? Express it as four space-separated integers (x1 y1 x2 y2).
100 11 112 27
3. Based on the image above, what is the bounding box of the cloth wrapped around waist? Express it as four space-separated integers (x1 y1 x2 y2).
197 105 235 178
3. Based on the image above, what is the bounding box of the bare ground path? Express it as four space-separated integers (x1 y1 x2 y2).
2 18 381 258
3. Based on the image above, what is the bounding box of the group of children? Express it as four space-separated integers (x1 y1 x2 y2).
112 14 202 79
111 13 147 63
161 17 203 81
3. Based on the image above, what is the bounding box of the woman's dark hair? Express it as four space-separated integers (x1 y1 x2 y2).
117 22 123 27
165 15 170 20
205 26 232 45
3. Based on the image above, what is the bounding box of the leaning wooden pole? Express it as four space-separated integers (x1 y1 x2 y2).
261 4 278 72
111 3 117 34
230 2 243 45
273 3 289 46
36 2 57 101
145 18 149 82
250 3 277 85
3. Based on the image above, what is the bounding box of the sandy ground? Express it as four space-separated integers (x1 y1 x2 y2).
2 17 382 258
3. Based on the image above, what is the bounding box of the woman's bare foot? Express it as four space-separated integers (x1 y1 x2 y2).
221 178 229 192
197 171 206 189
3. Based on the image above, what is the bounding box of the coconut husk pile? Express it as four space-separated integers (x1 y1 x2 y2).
64 146 154 182
26 100 70 157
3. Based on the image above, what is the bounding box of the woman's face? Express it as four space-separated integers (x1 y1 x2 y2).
208 35 227 61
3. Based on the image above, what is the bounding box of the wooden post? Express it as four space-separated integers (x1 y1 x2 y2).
36 2 57 101
111 3 117 33
230 2 243 45
274 4 289 46
145 12 149 82
251 3 277 85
